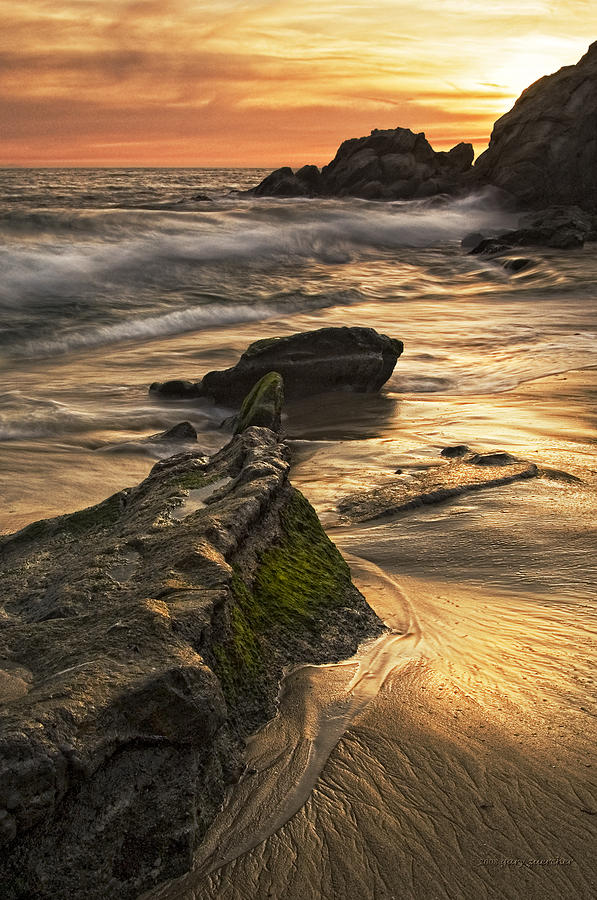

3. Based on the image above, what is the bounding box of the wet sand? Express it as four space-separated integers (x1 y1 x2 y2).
145 367 597 900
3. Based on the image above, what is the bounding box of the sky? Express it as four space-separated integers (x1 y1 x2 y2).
0 1 594 167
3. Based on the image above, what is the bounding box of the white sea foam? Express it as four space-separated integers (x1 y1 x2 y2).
17 302 277 358
0 193 516 309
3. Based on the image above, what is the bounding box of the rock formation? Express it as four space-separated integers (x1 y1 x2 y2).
0 423 383 899
250 43 597 216
467 205 597 256
251 127 474 200
150 326 404 406
474 42 597 210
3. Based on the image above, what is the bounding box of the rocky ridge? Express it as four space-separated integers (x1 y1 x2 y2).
0 420 383 899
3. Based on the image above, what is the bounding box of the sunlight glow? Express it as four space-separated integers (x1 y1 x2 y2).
0 1 594 165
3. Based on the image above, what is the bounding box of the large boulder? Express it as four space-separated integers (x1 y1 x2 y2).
198 326 404 406
474 42 597 210
250 127 474 200
0 426 383 899
149 327 403 406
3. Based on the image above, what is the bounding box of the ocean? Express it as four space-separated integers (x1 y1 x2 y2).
1 168 596 897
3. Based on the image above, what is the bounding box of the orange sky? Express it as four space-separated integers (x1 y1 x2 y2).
0 1 593 167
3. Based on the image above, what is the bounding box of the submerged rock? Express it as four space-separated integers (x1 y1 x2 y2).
98 422 198 457
149 379 200 400
0 427 383 899
474 42 597 210
468 205 596 254
470 451 519 467
338 451 538 523
136 421 198 444
501 257 533 273
440 444 470 458
251 127 473 200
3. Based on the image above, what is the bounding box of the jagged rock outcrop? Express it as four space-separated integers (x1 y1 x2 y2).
0 427 383 899
150 326 404 406
251 127 473 200
251 42 597 213
474 42 597 210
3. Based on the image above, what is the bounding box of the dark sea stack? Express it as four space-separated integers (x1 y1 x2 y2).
474 42 597 210
0 427 383 899
198 326 404 405
251 127 474 200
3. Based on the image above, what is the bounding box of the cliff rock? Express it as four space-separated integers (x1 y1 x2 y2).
474 42 597 210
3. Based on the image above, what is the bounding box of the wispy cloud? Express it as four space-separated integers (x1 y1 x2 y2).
0 0 593 164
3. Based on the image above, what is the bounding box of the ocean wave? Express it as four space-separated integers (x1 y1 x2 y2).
0 193 516 308
15 301 280 358
0 393 216 441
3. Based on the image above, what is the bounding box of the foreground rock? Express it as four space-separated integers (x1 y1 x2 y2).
0 428 383 899
338 450 538 523
474 42 597 210
251 127 473 200
150 327 404 406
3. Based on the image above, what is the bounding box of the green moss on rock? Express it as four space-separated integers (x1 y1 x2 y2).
233 371 284 434
211 488 352 702
62 493 122 534
1 494 122 551
175 470 215 491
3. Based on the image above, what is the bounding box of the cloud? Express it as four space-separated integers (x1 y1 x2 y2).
0 0 593 164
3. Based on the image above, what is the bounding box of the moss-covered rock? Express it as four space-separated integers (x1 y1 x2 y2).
233 371 284 435
0 427 383 900
200 326 403 405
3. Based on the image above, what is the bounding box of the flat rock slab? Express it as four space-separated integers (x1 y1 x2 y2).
337 453 538 523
